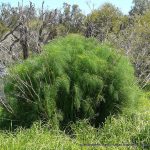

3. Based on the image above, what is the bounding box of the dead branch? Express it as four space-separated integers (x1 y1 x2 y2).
0 23 21 43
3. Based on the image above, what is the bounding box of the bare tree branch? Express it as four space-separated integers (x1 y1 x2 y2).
0 23 21 43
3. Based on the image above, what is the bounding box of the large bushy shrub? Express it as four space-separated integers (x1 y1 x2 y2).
1 34 139 128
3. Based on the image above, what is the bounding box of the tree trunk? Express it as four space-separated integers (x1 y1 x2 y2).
20 25 29 59
22 42 29 59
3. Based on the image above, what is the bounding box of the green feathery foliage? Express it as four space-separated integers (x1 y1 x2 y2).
1 34 139 128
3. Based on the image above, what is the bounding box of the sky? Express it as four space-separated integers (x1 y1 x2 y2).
0 0 133 15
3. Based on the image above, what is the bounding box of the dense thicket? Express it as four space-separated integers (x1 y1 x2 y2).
0 0 149 88
1 35 139 128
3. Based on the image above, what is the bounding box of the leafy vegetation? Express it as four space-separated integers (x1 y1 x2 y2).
85 3 123 39
0 92 149 150
0 0 149 87
1 35 139 129
0 1 149 149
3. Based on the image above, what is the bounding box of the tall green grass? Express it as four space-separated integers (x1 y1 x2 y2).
0 93 149 150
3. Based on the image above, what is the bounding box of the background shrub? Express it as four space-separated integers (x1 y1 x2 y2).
1 34 139 128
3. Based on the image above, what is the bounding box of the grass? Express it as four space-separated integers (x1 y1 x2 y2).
0 92 149 150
